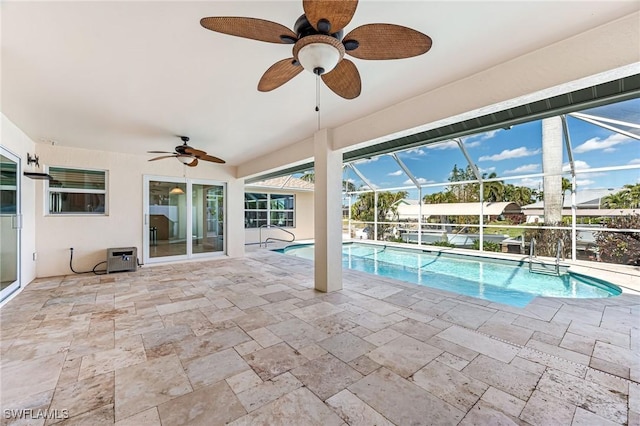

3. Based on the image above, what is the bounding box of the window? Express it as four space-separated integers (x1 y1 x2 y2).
47 167 107 214
244 193 294 228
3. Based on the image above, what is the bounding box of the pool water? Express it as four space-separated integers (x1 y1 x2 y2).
278 243 621 307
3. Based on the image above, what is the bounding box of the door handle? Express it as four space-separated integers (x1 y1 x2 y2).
12 214 22 229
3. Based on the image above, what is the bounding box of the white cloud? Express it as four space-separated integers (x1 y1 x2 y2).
388 170 404 176
575 179 595 188
478 166 496 175
353 156 379 164
629 158 640 165
479 147 540 161
462 129 502 146
516 177 542 189
573 133 632 153
402 148 427 156
562 160 590 172
427 140 458 150
503 163 540 174
403 177 432 185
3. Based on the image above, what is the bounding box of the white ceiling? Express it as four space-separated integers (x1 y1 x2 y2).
2 1 638 167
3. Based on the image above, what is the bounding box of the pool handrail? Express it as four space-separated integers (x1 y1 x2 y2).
259 224 295 248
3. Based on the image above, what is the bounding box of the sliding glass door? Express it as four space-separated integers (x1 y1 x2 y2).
0 148 20 301
143 176 225 263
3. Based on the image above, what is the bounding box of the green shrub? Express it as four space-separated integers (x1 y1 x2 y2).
472 239 501 252
431 241 455 248
595 214 640 265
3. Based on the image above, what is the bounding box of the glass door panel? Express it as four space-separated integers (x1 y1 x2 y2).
192 184 225 254
0 149 20 301
148 180 187 259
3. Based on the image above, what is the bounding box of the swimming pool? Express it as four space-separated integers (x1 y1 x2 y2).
278 243 621 307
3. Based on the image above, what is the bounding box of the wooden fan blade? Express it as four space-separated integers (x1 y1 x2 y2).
147 150 173 154
148 155 177 161
200 17 297 44
343 24 432 60
199 154 226 164
303 0 358 33
186 158 199 167
321 58 361 99
258 58 303 92
183 147 207 157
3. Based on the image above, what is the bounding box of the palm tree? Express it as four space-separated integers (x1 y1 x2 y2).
510 185 534 206
561 177 572 205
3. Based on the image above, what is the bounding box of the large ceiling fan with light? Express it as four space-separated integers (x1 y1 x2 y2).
200 0 432 99
148 136 225 167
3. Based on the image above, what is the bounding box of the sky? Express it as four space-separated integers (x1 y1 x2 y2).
341 97 640 199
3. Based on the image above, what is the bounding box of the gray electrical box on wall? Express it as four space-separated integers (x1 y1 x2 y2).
106 247 137 273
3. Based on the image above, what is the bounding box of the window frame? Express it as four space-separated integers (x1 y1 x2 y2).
244 192 295 228
45 166 109 216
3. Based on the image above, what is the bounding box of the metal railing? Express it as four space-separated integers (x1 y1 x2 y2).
529 238 563 275
259 224 295 248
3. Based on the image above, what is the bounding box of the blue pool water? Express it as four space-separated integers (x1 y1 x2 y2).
278 243 621 307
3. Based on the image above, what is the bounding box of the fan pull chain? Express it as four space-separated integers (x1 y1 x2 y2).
315 74 321 130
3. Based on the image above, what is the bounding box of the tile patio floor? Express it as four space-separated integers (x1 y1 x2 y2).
1 250 639 425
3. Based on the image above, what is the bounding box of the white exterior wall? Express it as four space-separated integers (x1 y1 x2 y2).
1 114 37 289
33 143 243 277
244 190 314 245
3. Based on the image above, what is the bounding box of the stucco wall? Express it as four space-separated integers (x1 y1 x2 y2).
33 143 244 278
244 189 314 245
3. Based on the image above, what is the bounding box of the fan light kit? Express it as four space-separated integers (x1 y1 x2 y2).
200 0 432 99
147 136 225 167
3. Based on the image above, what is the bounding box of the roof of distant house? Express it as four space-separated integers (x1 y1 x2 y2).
246 176 314 191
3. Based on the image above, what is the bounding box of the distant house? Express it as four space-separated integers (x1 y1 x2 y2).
391 200 522 221
520 188 637 222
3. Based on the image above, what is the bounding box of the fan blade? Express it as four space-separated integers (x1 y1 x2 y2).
147 150 173 154
258 58 303 92
343 24 432 60
199 154 226 164
148 155 177 161
200 17 297 44
303 0 358 33
321 58 361 99
186 158 199 167
183 147 207 157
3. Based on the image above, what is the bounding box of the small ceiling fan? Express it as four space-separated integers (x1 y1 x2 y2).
200 0 432 99
148 136 225 167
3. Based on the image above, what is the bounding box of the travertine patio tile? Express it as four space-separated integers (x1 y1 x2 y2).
367 334 442 378
459 400 522 426
229 387 344 426
592 341 640 372
512 315 568 337
477 321 534 346
225 292 269 310
462 355 540 401
243 342 308 380
363 328 401 346
310 314 358 335
157 381 246 426
233 309 279 332
290 301 344 322
560 331 596 356
520 390 576 426
318 332 376 363
267 318 329 349
234 340 262 356
568 321 630 348
427 335 480 361
517 348 588 378
155 297 211 316
174 326 251 362
185 348 250 389
360 285 403 300
536 368 628 424
437 325 520 363
412 361 488 411
589 356 630 379
439 303 496 329
480 386 526 418
434 351 470 371
0 353 65 406
348 355 381 375
247 327 282 348
509 356 547 375
326 390 393 426
114 407 160 426
291 353 363 401
0 389 53 426
114 354 192 421
601 305 639 333
48 372 114 423
349 367 464 425
226 369 263 395
297 343 328 360
572 407 621 426
390 318 440 342
526 338 591 365
51 403 114 425
552 304 603 326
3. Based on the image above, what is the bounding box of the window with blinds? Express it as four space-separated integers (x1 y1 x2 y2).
46 167 107 214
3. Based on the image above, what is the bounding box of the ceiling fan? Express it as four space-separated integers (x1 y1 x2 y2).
200 0 432 99
148 136 225 167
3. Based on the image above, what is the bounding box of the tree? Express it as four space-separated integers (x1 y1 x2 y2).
299 172 358 193
602 184 640 209
483 173 505 202
352 191 408 240
509 185 534 206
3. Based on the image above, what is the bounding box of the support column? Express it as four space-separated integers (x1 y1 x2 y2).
314 129 343 292
542 117 563 225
